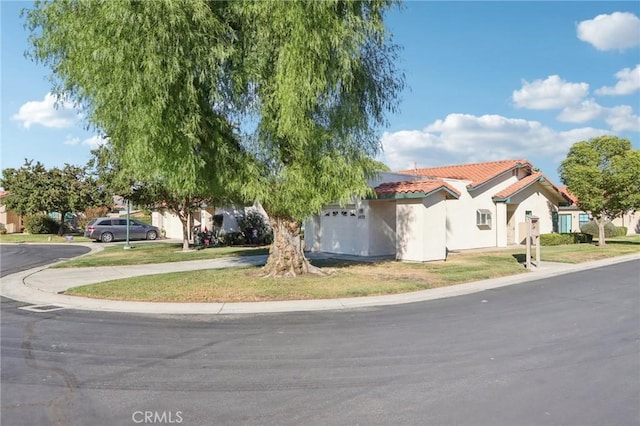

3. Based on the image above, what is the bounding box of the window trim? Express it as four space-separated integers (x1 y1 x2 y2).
476 209 492 228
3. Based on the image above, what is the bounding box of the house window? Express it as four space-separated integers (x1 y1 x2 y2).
579 213 590 228
476 209 492 228
525 210 532 218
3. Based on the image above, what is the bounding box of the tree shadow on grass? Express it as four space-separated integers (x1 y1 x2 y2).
512 253 526 264
601 240 640 246
310 258 364 268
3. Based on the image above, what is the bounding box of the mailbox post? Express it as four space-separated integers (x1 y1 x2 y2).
526 215 540 268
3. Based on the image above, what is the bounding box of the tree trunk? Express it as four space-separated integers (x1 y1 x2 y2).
58 211 67 236
179 213 190 251
597 216 606 247
262 217 325 278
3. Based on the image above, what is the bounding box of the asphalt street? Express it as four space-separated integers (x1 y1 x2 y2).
0 244 90 277
1 259 639 426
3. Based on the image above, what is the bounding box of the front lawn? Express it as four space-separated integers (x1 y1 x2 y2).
64 235 640 303
65 251 529 302
53 242 270 268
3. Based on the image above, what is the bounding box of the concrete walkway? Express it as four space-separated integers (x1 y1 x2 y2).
1 249 638 315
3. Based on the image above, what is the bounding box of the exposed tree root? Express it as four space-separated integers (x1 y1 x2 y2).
261 216 331 278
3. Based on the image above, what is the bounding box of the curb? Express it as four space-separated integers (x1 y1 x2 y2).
1 252 638 315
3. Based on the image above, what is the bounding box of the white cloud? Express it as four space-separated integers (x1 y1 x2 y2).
513 75 589 110
577 12 640 51
379 113 610 171
80 135 105 149
64 135 81 145
595 65 640 96
64 134 104 149
11 93 79 129
605 105 640 132
557 99 605 123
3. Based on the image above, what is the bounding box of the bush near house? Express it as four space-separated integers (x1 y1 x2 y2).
540 233 592 246
580 220 617 238
236 211 273 245
0 223 7 234
24 214 64 234
615 226 628 237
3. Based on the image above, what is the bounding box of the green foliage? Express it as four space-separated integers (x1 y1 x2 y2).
233 1 404 222
615 226 628 237
580 220 617 238
24 214 61 234
218 232 245 247
0 224 7 235
540 233 593 246
559 136 640 220
26 0 404 270
26 1 247 195
0 160 105 235
236 210 273 245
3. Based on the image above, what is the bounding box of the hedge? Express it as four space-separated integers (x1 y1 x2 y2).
540 233 592 246
580 220 617 238
615 226 628 237
24 215 62 234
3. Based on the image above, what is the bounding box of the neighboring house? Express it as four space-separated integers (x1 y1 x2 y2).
0 191 23 233
304 159 569 262
152 203 268 240
557 186 640 235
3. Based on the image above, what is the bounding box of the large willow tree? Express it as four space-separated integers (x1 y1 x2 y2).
231 1 404 276
27 0 403 276
27 0 248 203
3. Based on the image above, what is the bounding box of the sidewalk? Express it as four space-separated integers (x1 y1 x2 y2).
1 251 638 315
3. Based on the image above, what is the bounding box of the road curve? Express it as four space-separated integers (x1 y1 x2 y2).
1 260 638 426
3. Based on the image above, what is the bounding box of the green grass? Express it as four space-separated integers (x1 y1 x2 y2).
51 233 640 303
53 243 270 268
65 250 530 302
0 233 92 243
509 234 640 264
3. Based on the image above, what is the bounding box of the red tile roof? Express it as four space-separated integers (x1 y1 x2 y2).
492 171 566 201
558 186 578 205
0 191 8 198
398 159 531 189
375 179 461 199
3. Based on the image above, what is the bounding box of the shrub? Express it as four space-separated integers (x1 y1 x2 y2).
0 223 6 234
615 226 628 237
24 215 61 234
236 210 273 245
218 231 245 246
540 233 592 246
580 220 617 238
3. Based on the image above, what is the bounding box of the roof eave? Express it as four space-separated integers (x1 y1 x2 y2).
468 162 531 192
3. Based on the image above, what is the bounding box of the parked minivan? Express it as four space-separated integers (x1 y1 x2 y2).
84 217 161 243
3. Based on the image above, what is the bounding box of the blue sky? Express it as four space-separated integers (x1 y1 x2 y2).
2 1 639 186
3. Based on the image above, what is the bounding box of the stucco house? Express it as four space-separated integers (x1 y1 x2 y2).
152 203 268 240
0 191 23 234
557 186 640 235
304 159 569 262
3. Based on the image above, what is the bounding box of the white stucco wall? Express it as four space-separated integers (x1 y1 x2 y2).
368 200 396 256
152 204 268 240
444 174 520 251
396 193 447 262
507 186 559 244
612 211 639 234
